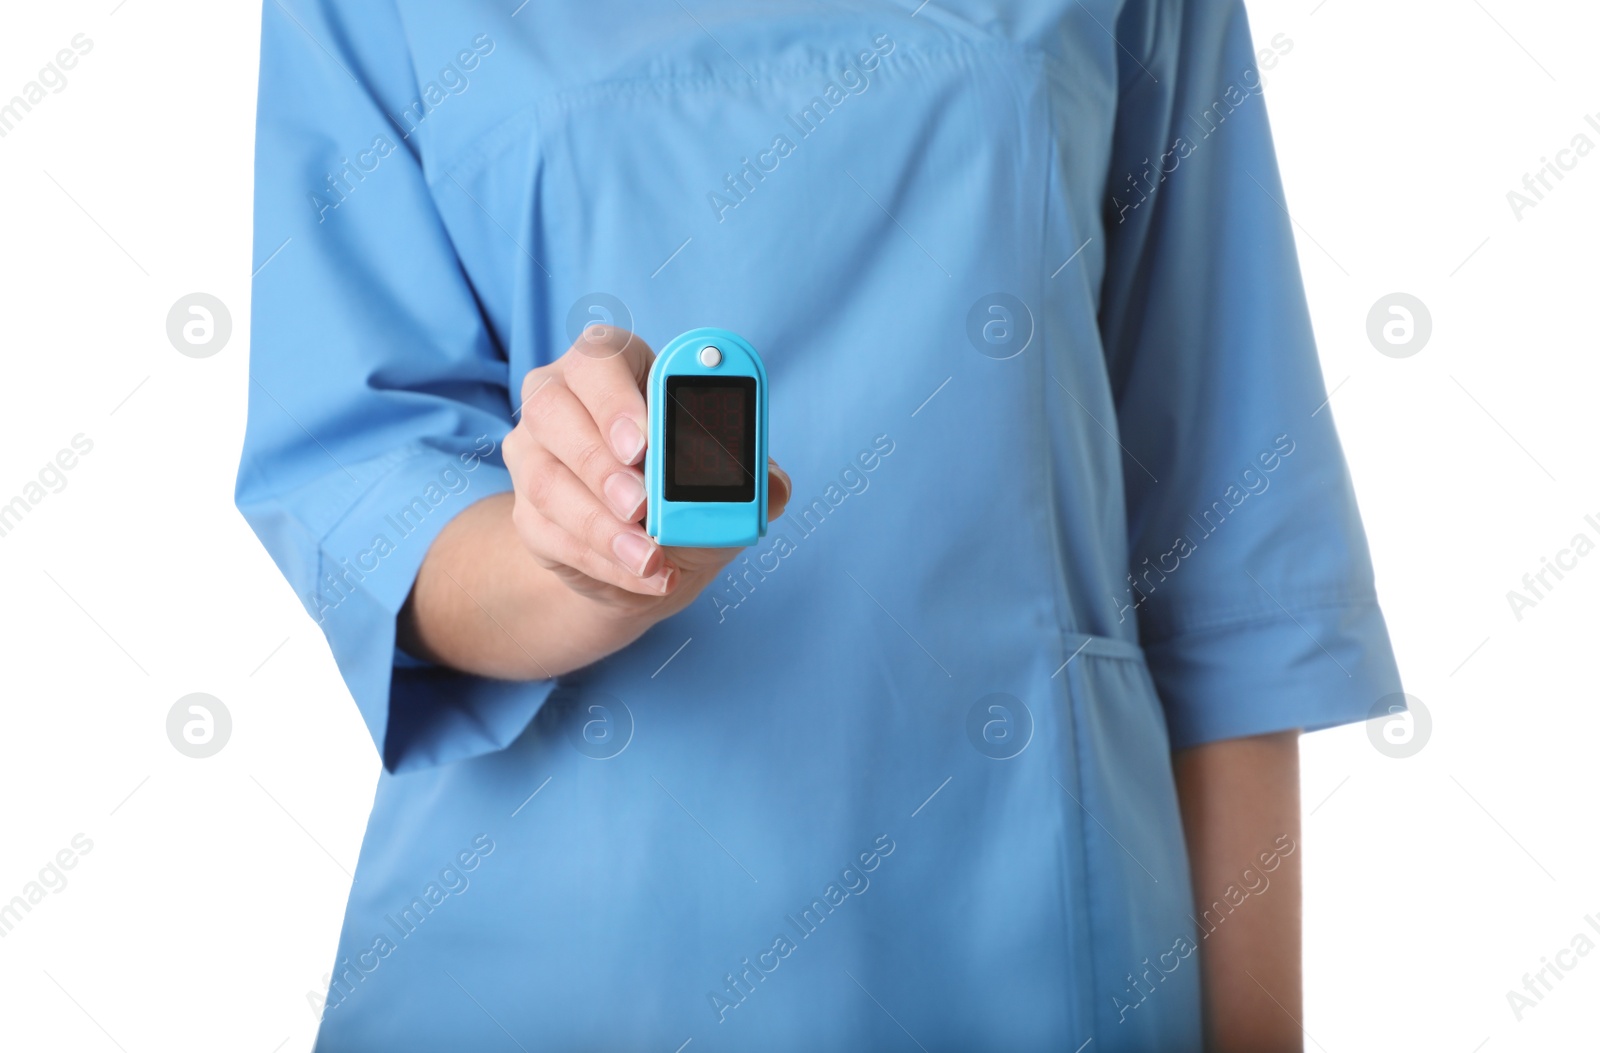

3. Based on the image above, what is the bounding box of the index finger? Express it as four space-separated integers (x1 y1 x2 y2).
563 325 654 466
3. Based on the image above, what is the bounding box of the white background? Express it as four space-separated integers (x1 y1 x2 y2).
1 1 1596 1050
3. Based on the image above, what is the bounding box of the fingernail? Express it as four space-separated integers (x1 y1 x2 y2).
610 418 646 465
612 530 657 576
603 471 646 520
656 566 677 594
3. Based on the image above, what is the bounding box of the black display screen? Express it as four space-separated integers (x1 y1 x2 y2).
664 375 756 502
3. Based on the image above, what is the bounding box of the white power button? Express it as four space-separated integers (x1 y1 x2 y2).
699 345 722 367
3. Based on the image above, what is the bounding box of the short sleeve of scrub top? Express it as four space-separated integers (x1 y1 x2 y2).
240 10 548 774
1098 4 1401 749
237 1 1403 1049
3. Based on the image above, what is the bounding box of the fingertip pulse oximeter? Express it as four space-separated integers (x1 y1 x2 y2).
645 328 768 548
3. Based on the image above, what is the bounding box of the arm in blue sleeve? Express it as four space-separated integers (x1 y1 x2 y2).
1100 0 1403 748
236 0 557 773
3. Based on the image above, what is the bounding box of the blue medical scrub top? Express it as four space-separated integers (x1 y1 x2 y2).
238 2 1403 1049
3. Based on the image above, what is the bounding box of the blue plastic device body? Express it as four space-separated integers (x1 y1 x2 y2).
645 328 768 548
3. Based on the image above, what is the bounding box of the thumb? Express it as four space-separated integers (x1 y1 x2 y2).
767 460 792 521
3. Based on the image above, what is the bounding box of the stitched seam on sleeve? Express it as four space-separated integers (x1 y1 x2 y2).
1141 593 1380 646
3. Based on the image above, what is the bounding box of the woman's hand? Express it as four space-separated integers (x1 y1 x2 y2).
398 325 789 681
502 324 790 614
